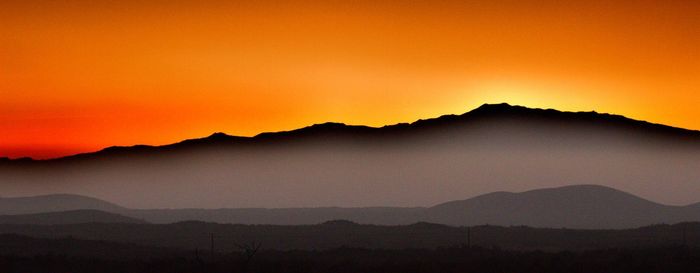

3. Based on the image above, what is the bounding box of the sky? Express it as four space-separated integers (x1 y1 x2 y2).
1 0 699 159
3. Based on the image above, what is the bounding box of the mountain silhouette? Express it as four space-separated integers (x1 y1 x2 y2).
131 185 700 229
2 185 700 228
0 219 698 251
0 194 125 215
0 209 146 225
3 103 698 163
1 103 699 211
425 184 699 228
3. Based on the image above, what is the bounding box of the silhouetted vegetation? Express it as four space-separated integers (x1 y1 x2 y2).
1 244 699 273
2 223 700 272
1 221 699 251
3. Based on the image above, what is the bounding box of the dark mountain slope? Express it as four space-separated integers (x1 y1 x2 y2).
0 210 146 225
2 185 698 228
426 185 696 228
127 185 700 228
3 103 698 164
0 194 125 215
1 104 699 209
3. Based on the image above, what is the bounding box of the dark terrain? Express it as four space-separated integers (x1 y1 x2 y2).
0 210 145 225
0 221 698 251
2 184 699 229
1 223 700 273
2 243 699 273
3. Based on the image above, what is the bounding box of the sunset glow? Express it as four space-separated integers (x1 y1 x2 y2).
1 0 699 159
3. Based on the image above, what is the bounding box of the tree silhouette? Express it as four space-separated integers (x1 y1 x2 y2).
234 241 261 273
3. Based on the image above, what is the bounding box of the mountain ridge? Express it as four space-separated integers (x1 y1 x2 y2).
0 193 126 215
3 184 700 229
4 103 699 162
2 103 699 210
0 209 147 225
423 184 695 228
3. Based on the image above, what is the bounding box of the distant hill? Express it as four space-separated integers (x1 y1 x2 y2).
0 194 125 215
1 103 699 210
126 207 424 226
425 185 700 228
2 185 699 229
0 210 146 225
127 185 700 229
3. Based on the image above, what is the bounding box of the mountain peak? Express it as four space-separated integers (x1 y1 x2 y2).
426 184 689 228
448 184 648 205
307 122 349 129
474 102 513 110
299 122 360 133
525 184 621 194
206 132 233 139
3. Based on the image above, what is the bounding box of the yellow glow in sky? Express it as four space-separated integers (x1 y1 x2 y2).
1 0 699 158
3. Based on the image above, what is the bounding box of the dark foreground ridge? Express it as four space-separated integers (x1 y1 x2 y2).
1 233 699 273
3 103 699 162
0 221 699 251
1 232 699 273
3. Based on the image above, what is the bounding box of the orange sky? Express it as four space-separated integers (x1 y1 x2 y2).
1 0 699 159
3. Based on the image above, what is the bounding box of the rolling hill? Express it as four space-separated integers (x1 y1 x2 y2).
0 194 125 215
0 210 146 225
129 185 700 228
424 184 700 228
1 185 699 228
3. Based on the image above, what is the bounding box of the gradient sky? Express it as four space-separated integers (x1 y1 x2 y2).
1 0 699 159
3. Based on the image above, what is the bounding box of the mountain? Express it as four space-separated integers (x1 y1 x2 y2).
425 184 699 228
0 194 125 215
1 185 699 228
127 207 424 226
0 210 146 225
1 103 699 209
126 185 700 228
4 103 698 162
